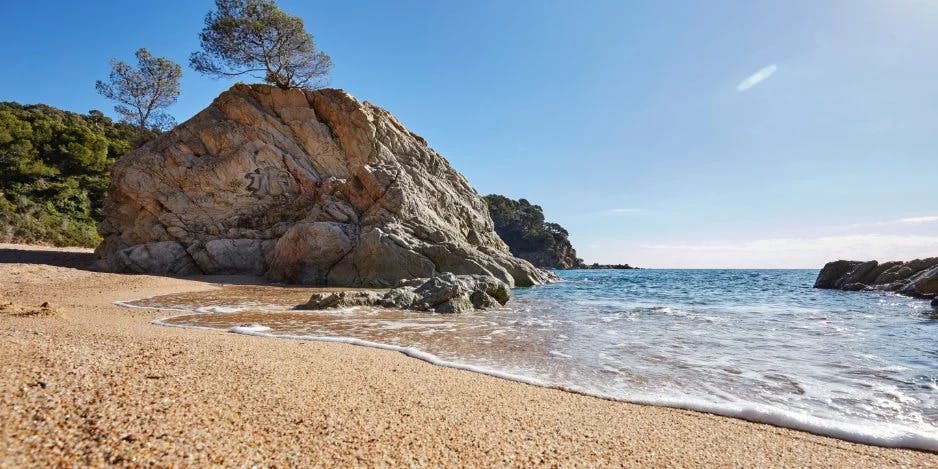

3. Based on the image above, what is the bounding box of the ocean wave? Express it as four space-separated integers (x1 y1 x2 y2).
136 303 938 452
119 269 938 454
225 326 938 451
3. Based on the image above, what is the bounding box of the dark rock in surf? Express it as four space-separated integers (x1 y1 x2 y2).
813 260 862 289
815 257 938 300
300 273 510 314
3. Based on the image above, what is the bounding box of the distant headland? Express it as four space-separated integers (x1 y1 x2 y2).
484 195 637 270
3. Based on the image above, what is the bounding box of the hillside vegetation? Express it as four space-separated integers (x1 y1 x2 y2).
483 195 582 269
0 103 138 246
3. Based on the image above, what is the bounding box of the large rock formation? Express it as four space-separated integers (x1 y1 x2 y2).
814 257 938 299
95 84 550 287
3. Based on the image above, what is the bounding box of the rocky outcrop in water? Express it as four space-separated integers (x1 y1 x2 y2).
95 84 550 287
814 257 938 299
300 273 510 314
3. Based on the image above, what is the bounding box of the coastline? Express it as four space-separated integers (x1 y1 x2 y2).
1 244 936 466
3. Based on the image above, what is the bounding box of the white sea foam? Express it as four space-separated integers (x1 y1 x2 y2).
114 300 194 314
229 323 272 334
230 328 938 451
121 268 938 453
375 321 453 330
143 310 938 452
196 306 247 314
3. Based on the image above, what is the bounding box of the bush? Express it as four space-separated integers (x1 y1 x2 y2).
0 103 137 247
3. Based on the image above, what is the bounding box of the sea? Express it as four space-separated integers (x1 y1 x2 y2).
122 269 938 451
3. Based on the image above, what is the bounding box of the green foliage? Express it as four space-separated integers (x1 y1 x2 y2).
191 0 333 89
96 48 182 131
484 195 583 269
0 102 137 247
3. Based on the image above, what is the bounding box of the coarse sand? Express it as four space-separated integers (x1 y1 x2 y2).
1 243 936 467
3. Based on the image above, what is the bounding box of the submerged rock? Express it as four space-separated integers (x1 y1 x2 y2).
815 257 938 300
303 290 384 309
95 84 550 287
300 273 510 314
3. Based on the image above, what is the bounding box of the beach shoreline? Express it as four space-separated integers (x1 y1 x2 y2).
1 243 936 466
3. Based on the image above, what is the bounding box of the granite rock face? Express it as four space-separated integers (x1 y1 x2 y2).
95 84 550 287
300 273 511 314
815 258 938 299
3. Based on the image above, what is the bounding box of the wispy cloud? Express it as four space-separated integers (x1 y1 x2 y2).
636 234 938 268
598 208 642 216
899 216 938 224
844 215 938 229
642 235 938 253
737 64 778 91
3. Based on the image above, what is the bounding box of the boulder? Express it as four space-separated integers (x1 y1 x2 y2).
904 257 938 273
905 265 938 297
188 239 267 275
95 84 550 288
815 257 938 301
872 262 906 284
112 241 200 276
814 260 862 289
299 273 511 314
836 260 878 289
894 266 915 281
865 261 902 285
303 290 384 309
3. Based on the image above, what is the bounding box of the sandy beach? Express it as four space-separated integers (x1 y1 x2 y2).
1 243 935 467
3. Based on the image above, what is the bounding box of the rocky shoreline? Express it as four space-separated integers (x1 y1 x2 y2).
814 257 938 305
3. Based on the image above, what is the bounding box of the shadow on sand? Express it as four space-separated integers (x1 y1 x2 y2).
0 247 97 270
0 245 358 290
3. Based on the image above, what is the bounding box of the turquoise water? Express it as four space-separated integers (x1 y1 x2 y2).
138 269 938 450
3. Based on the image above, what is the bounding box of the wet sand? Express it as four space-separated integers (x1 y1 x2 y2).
1 243 936 466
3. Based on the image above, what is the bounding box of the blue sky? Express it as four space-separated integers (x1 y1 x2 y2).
3 0 937 267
